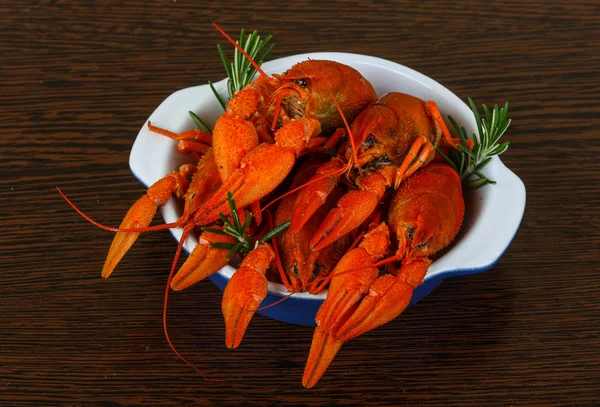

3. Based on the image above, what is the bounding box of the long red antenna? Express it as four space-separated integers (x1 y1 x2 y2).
324 86 361 175
213 23 272 83
262 83 358 212
163 223 209 380
56 187 185 233
261 161 349 212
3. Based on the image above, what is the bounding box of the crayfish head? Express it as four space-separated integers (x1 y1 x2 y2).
279 60 376 134
345 92 439 169
389 164 465 259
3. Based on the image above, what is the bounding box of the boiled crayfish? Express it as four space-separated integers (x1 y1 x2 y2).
59 25 472 388
275 91 466 293
302 163 465 388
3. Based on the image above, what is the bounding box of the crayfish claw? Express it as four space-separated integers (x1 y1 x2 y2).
102 195 155 278
171 230 235 291
221 243 273 349
103 174 185 279
337 258 429 342
289 157 345 234
310 189 379 251
302 326 343 389
302 223 390 387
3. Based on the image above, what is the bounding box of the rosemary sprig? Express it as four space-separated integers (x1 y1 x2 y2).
259 221 291 244
200 192 289 260
188 111 211 133
210 28 274 107
438 98 511 189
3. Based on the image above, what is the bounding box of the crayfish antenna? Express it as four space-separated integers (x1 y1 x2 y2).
163 223 209 380
57 186 186 234
212 23 274 85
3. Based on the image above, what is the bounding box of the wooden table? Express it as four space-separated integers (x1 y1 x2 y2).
3 1 598 405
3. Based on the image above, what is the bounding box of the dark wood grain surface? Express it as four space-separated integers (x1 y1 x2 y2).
2 1 599 406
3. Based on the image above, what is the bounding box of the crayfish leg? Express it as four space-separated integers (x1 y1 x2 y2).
309 168 393 252
393 136 435 189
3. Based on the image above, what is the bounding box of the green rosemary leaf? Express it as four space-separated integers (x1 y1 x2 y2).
240 30 256 64
211 242 236 250
259 220 291 243
469 98 484 143
218 212 231 227
442 99 512 188
241 212 254 234
200 226 229 236
227 191 242 231
227 241 243 260
217 44 233 79
209 81 226 110
492 141 510 155
188 111 211 133
231 42 241 93
473 156 493 173
466 177 491 189
473 171 495 184
435 148 458 173
216 28 273 100
457 143 476 159
257 36 273 60
223 224 240 237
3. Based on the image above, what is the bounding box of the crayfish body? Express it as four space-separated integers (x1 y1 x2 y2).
302 163 465 388
289 91 461 257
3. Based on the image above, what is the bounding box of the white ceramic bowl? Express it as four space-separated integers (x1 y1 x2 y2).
129 53 526 326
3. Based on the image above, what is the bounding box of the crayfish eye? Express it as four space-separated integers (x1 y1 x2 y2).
407 227 415 241
363 135 376 148
312 262 321 276
293 78 309 88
